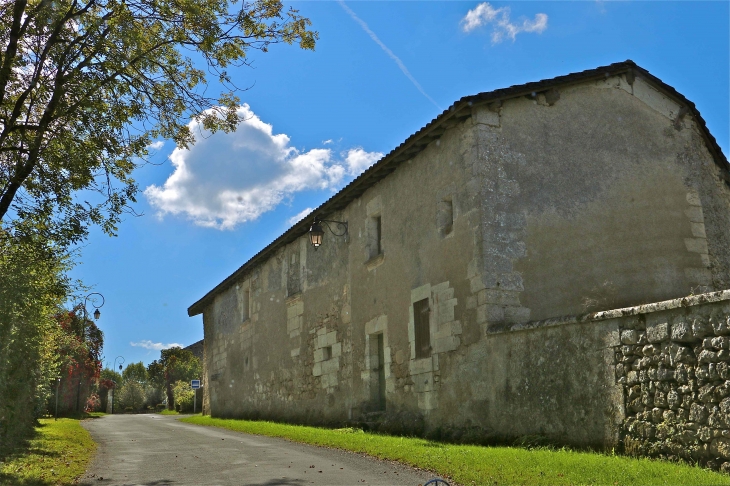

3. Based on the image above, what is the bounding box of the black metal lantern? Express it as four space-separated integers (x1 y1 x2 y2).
308 217 348 250
93 308 101 320
309 221 325 249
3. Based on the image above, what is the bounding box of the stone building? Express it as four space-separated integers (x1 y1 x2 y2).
188 61 730 465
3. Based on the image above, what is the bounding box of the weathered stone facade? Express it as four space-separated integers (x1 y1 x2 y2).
188 61 730 465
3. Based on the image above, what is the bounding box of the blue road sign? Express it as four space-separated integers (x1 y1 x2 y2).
191 379 201 389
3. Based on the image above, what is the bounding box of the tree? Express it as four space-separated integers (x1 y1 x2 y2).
147 347 200 410
0 0 317 247
116 380 144 411
122 361 147 386
0 231 73 451
52 308 103 413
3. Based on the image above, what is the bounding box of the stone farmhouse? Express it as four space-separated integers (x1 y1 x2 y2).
189 61 730 466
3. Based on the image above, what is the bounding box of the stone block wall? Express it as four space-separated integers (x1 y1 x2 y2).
609 290 730 471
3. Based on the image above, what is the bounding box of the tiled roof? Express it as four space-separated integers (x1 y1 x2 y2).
188 60 729 317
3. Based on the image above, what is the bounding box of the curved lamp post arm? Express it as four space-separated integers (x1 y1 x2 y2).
320 219 348 236
84 292 105 320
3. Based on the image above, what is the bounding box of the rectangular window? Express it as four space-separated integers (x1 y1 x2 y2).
413 298 431 359
322 345 332 361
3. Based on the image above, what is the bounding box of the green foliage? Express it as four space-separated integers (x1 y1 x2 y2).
181 416 728 486
52 309 103 413
122 361 148 386
0 417 95 485
144 384 164 409
0 231 72 451
172 380 195 412
0 0 317 247
148 347 201 410
116 381 145 412
100 367 122 385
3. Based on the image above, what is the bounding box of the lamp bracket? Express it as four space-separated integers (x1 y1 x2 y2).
316 218 348 237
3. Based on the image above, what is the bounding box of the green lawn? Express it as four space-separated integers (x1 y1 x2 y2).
181 416 730 485
0 417 96 486
158 409 179 415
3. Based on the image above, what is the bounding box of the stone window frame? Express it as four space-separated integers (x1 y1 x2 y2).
363 315 393 398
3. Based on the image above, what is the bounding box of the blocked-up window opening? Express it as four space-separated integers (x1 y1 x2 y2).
243 288 250 321
367 215 383 260
437 198 453 236
287 250 300 296
413 298 431 359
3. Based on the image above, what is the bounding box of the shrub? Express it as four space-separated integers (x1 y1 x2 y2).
172 380 194 413
116 382 145 411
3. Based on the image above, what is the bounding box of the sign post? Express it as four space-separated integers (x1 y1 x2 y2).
191 380 201 414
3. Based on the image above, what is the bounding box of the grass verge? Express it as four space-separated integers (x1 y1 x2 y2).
158 409 179 415
180 416 728 485
0 417 95 486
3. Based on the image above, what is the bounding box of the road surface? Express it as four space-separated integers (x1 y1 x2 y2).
80 414 434 486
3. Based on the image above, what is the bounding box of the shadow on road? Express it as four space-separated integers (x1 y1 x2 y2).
243 479 306 486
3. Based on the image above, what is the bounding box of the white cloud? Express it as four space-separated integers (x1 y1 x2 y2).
288 207 314 226
461 3 548 43
130 340 184 351
147 140 165 150
145 104 383 230
323 139 333 145
345 148 382 176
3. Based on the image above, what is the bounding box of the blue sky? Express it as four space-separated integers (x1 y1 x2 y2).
71 1 730 370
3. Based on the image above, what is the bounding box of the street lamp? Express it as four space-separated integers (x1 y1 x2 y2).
308 217 348 250
78 292 105 338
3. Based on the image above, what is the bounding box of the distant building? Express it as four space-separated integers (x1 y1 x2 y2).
187 61 730 467
184 339 204 361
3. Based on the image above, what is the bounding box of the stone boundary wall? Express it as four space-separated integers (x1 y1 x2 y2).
489 289 730 472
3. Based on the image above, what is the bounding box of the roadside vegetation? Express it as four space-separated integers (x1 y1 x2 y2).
107 348 202 414
181 416 728 485
0 0 316 452
0 417 95 486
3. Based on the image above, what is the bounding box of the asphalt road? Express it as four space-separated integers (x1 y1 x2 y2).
80 414 434 486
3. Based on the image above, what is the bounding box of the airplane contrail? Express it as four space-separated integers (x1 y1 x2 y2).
338 1 442 111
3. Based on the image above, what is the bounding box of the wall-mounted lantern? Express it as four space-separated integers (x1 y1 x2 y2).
308 217 348 250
